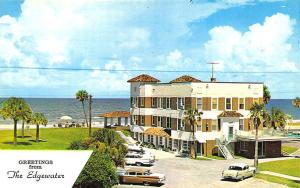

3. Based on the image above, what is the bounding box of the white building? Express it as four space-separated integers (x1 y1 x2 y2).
128 74 265 157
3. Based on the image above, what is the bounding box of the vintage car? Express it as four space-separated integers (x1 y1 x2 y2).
128 149 155 161
118 168 166 186
127 144 143 152
125 153 155 166
222 163 256 180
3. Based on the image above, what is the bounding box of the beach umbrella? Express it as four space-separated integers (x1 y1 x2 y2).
60 116 72 120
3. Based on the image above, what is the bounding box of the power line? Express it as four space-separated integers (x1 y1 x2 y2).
1 66 300 74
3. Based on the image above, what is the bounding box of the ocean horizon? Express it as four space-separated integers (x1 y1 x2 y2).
0 98 299 125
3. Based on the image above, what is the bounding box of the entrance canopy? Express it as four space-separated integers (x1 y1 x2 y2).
144 127 171 138
218 111 243 118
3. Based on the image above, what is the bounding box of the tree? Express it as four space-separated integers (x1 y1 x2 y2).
20 103 32 139
74 150 118 188
76 90 89 128
30 113 48 142
0 97 30 145
250 102 264 168
184 108 203 159
69 129 127 167
92 129 127 166
263 85 271 105
292 96 300 108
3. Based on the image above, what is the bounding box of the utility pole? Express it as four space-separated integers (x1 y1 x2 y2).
88 94 92 137
208 62 219 82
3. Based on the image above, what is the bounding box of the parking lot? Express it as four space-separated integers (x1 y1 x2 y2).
115 148 288 188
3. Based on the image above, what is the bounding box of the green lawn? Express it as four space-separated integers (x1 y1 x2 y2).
0 128 100 150
282 145 298 154
255 173 300 188
121 130 130 137
259 159 300 178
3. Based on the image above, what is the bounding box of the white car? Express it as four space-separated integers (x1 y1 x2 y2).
127 144 143 152
222 163 256 180
125 153 155 166
128 150 155 161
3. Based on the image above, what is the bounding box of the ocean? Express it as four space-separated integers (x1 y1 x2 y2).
0 98 299 125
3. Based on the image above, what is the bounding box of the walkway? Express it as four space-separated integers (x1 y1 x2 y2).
260 171 300 181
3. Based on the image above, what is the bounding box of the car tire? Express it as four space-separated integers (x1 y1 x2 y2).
143 181 150 186
241 176 244 181
136 162 142 166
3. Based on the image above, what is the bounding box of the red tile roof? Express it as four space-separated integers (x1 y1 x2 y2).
169 75 201 83
218 111 243 117
127 74 160 83
144 127 171 137
98 111 130 118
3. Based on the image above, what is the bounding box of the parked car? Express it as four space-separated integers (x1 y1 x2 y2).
118 168 166 186
125 153 154 166
175 150 190 158
128 150 156 161
127 144 143 152
222 163 256 181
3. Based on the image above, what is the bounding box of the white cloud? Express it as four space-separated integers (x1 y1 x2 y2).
156 49 193 70
204 13 296 72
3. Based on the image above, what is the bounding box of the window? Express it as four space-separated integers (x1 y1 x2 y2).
212 98 218 110
197 124 202 131
162 98 166 109
182 141 188 151
239 119 244 130
157 98 162 108
147 135 151 142
157 116 162 127
253 98 259 104
166 98 171 109
134 115 139 125
152 116 157 126
152 97 157 107
129 172 136 175
177 98 185 110
240 141 248 151
212 120 217 131
177 119 185 131
140 116 144 125
174 139 178 149
197 98 202 110
166 117 171 128
140 97 144 107
226 98 231 110
159 137 163 145
132 97 137 107
239 98 245 109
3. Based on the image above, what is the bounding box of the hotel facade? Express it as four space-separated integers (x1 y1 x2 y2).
128 74 281 158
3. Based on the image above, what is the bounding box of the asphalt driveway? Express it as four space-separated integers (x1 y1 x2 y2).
115 155 289 188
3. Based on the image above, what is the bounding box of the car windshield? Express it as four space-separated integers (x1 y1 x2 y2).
229 166 243 171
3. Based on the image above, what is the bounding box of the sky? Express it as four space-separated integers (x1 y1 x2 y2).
0 0 299 98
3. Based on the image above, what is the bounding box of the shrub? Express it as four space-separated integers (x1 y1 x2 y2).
73 151 118 188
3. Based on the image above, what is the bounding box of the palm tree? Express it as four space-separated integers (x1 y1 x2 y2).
76 90 89 127
30 113 48 142
270 107 281 129
184 108 203 159
20 103 32 139
250 102 264 168
0 97 29 145
263 85 271 105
